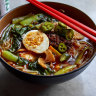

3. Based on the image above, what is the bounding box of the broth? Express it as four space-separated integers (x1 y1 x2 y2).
0 13 93 75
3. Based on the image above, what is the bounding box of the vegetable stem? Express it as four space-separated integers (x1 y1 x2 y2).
20 14 42 26
54 65 77 75
12 13 32 24
75 47 89 65
60 53 71 62
2 50 22 63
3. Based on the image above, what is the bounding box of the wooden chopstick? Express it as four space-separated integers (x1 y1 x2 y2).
27 0 96 42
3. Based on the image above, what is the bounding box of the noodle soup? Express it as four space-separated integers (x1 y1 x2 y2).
0 13 93 76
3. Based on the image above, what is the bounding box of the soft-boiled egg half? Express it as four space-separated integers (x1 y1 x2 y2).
22 30 49 53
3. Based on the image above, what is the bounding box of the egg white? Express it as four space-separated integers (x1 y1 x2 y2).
22 30 49 53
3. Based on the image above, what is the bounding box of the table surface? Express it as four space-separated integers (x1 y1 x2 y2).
0 0 96 96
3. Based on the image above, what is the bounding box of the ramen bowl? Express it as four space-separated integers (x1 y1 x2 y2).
0 2 96 84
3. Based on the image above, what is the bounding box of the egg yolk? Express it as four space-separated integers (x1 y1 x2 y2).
23 32 44 48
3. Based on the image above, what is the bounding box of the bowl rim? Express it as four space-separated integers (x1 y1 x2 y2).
0 1 96 78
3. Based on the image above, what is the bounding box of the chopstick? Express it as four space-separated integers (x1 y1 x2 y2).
29 0 96 37
27 0 96 42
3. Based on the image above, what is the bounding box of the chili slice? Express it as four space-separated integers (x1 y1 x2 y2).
65 29 74 40
58 43 67 52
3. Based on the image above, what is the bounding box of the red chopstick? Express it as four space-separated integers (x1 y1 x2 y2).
30 0 96 37
27 0 96 42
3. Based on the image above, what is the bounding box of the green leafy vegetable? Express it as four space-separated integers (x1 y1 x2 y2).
38 14 57 23
9 25 32 52
45 67 55 75
28 61 38 70
28 61 54 75
0 24 14 44
9 38 21 52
